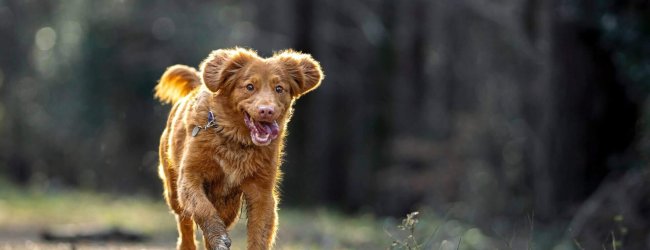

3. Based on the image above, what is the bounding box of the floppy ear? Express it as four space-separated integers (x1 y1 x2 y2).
274 50 324 97
200 48 257 92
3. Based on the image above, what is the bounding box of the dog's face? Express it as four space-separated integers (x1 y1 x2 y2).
201 48 323 146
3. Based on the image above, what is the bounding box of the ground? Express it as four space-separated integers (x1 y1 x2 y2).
0 179 503 250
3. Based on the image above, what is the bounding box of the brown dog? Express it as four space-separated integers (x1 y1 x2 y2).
154 48 323 250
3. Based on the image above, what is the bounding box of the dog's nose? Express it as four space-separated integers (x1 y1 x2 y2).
258 106 275 119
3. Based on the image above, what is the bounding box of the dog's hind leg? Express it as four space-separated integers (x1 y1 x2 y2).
159 126 197 250
161 164 197 250
175 214 196 250
165 170 197 250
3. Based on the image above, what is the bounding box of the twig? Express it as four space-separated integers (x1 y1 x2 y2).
527 211 535 250
573 238 585 250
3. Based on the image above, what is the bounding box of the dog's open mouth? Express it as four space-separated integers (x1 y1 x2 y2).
244 112 279 146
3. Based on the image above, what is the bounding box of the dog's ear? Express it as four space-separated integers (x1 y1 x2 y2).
200 48 257 92
274 50 324 98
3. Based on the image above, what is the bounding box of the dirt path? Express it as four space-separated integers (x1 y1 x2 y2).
0 228 176 250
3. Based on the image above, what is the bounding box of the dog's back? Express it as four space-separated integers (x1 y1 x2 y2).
155 64 201 212
155 64 213 249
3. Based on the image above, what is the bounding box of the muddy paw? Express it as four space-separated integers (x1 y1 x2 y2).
212 234 231 250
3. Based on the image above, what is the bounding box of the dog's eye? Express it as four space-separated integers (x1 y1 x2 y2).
246 84 254 91
275 86 284 94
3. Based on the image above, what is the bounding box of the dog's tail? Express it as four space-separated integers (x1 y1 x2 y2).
154 65 201 104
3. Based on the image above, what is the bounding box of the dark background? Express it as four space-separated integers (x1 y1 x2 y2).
0 0 649 248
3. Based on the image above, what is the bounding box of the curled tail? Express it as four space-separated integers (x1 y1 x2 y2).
154 65 201 104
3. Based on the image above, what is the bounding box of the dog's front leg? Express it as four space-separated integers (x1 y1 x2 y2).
242 181 278 250
179 168 231 250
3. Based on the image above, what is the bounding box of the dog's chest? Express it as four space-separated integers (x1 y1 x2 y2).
210 144 274 186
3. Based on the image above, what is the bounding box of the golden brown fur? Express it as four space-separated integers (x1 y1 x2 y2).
155 47 323 250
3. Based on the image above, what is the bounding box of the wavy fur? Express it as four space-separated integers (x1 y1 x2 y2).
156 48 323 250
154 65 201 104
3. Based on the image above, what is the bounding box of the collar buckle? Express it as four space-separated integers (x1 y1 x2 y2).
192 111 218 137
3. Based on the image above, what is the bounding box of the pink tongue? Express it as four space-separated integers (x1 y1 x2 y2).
260 121 279 137
270 122 279 137
259 122 280 138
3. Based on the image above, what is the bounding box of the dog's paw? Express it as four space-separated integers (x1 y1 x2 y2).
212 234 231 250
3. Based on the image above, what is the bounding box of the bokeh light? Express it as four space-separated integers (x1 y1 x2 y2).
35 27 57 51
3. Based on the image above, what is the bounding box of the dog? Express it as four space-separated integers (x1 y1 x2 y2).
154 48 323 250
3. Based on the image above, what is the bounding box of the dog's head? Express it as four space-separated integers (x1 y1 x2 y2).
200 48 323 146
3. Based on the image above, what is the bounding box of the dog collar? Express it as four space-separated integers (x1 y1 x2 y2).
192 111 219 137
